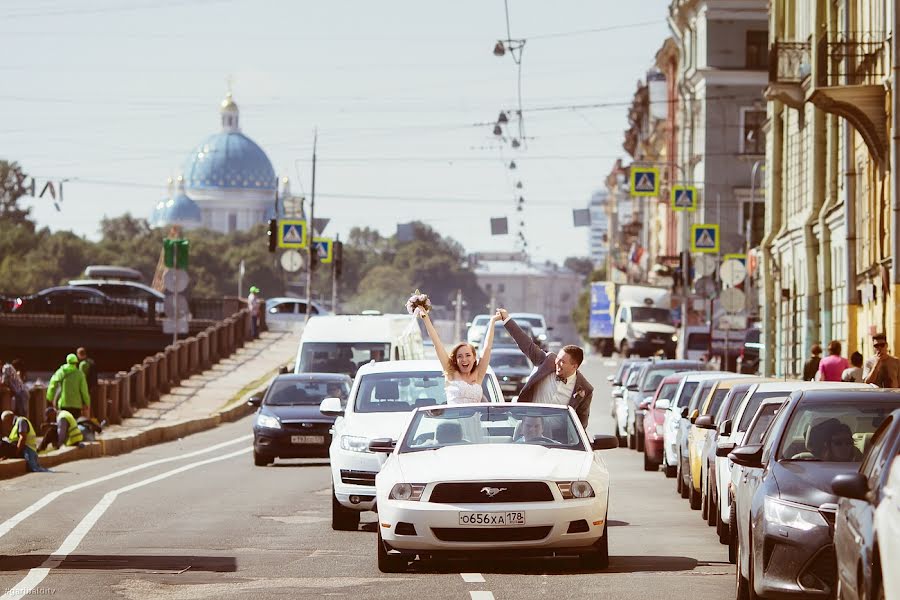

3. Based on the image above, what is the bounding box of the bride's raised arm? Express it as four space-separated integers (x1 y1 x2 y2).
420 310 450 373
474 313 500 383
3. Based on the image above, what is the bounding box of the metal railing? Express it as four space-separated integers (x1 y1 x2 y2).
817 33 886 87
769 40 812 84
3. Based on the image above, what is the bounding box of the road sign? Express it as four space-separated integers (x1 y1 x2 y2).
630 167 659 197
163 269 189 293
693 254 717 278
163 238 189 268
719 259 748 286
164 294 188 316
691 224 720 253
693 276 719 299
278 219 308 249
312 237 333 264
719 287 747 313
671 185 697 212
161 317 189 335
280 249 304 272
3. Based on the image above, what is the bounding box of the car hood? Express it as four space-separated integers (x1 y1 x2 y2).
631 322 676 335
341 411 415 440
265 404 334 423
493 366 533 378
395 444 592 482
772 460 860 506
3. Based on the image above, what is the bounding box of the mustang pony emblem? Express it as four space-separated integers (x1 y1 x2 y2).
480 486 507 498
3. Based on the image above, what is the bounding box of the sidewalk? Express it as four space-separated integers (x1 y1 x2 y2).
0 328 299 480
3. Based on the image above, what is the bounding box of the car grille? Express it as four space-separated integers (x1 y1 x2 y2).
647 333 670 344
281 422 331 435
431 526 552 542
429 482 554 503
340 470 377 486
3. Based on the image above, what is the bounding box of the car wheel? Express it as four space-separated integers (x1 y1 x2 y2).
581 520 609 570
253 451 271 466
747 537 762 600
707 480 718 527
728 501 737 564
636 431 644 452
377 528 408 573
664 454 677 478
617 431 627 447
620 340 630 358
331 488 360 531
736 533 750 600
627 429 636 450
717 497 729 542
701 473 709 520
643 451 658 472
676 456 686 496
688 478 701 510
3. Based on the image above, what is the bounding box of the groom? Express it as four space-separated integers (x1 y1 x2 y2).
496 308 594 429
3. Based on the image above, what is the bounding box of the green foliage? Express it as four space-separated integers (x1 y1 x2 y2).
0 161 33 229
563 256 595 279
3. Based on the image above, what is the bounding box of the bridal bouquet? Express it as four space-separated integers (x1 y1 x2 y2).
406 289 432 317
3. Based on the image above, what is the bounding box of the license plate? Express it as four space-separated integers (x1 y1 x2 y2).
652 339 666 344
458 511 526 526
501 384 518 391
291 435 324 444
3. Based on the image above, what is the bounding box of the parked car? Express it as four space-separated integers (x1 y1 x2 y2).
731 388 900 599
873 450 900 600
488 348 532 399
609 359 651 434
248 372 352 465
677 326 710 361
372 403 618 572
736 326 762 374
13 286 145 317
69 278 165 316
489 321 536 350
641 373 687 472
832 408 900 600
509 312 550 348
661 371 727 478
265 297 330 331
466 314 491 347
82 264 144 282
321 360 504 531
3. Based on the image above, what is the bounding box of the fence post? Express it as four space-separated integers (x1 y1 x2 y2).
198 331 210 370
95 382 108 424
107 378 121 425
166 345 180 388
132 365 147 409
189 337 200 373
144 357 159 403
118 371 133 419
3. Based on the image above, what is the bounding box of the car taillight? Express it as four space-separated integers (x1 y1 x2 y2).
13 298 23 310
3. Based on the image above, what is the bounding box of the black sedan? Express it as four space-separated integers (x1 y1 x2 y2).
488 348 532 399
731 388 900 599
250 373 352 466
13 286 145 317
831 407 900 600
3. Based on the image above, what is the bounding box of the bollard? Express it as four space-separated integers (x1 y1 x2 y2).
189 337 200 374
178 340 189 377
143 357 159 403
94 382 108 424
0 387 10 412
29 387 45 426
157 351 169 394
198 332 210 370
107 378 121 425
166 345 180 388
118 371 133 419
132 365 147 409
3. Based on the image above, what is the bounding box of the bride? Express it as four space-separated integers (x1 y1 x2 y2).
418 308 499 404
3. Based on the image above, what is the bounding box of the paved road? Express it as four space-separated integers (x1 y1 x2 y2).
0 356 733 600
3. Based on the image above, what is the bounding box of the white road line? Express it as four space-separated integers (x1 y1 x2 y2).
0 445 251 600
0 434 252 541
469 592 495 600
460 573 485 583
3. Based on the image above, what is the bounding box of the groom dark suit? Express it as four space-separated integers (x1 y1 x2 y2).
502 317 594 429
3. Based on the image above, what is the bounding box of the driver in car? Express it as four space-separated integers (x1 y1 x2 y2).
517 416 552 443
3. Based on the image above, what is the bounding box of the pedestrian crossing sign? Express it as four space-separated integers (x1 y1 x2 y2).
278 219 308 249
312 237 333 264
691 224 720 254
630 167 659 197
671 185 697 212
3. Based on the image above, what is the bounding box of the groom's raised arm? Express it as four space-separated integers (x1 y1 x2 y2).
498 309 548 366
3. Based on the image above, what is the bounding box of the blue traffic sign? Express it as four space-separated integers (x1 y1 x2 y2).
691 224 720 254
630 167 659 197
278 219 307 249
312 237 333 263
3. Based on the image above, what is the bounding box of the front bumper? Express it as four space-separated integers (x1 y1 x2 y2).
330 444 385 511
756 522 837 597
379 497 607 553
253 427 330 459
630 339 676 357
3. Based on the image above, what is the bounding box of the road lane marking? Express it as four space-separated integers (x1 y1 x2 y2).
470 592 495 600
461 573 485 583
0 434 252 541
0 446 251 600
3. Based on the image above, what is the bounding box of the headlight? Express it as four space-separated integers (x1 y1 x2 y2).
764 497 827 531
538 333 548 341
671 334 678 342
632 330 646 339
256 414 281 429
389 483 426 501
340 435 370 452
557 481 595 499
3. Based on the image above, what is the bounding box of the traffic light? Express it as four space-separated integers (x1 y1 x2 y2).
267 219 277 253
333 241 343 278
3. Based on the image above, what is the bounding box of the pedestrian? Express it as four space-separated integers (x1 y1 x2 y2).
802 344 823 381
0 358 29 416
36 407 84 451
0 410 49 472
841 351 864 382
76 346 98 402
863 333 900 388
816 340 849 382
246 286 261 338
46 353 91 419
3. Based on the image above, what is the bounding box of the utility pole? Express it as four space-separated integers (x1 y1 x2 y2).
305 130 317 322
331 234 339 313
454 289 463 342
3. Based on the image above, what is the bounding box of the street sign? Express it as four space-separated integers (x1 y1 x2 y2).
719 259 748 286
693 276 719 299
630 167 659 197
693 254 717 278
690 224 720 253
163 238 189 268
280 249 304 272
163 269 189 293
161 317 189 335
719 287 747 313
572 208 591 227
312 237 333 264
278 219 308 249
164 294 188 316
671 185 697 212
490 217 508 235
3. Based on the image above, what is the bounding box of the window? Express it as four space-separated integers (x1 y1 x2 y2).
227 213 237 232
561 292 571 302
741 109 766 155
745 30 768 69
498 283 506 293
739 192 766 247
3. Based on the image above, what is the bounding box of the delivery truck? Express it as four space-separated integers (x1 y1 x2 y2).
589 282 676 358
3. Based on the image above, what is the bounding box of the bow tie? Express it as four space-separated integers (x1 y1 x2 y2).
556 375 568 383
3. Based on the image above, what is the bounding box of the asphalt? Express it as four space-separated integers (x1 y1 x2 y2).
0 355 734 600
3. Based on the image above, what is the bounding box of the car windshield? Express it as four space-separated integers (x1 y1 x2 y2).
705 389 730 417
400 405 584 453
354 371 499 412
490 353 531 369
472 316 490 327
493 323 532 345
777 400 896 462
720 387 751 422
674 382 699 408
688 381 715 412
656 382 678 405
743 401 786 446
738 391 795 431
298 342 390 377
514 317 544 328
630 307 673 324
626 368 641 388
642 368 677 392
265 379 350 406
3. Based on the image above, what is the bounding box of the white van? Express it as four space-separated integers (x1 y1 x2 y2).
293 313 425 378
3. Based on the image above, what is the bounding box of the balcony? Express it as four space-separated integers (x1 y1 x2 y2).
808 33 887 170
765 40 811 108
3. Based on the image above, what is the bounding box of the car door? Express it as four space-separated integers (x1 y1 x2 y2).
614 306 628 348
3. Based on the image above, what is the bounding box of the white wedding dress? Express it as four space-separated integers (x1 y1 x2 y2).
445 379 485 404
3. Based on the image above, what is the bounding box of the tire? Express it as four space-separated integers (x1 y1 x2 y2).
643 451 658 472
701 473 709 521
728 501 738 564
707 480 718 527
620 340 630 358
747 537 761 600
628 430 636 450
636 431 645 452
688 478 701 510
617 432 627 447
676 456 687 497
331 488 360 531
736 533 750 600
600 340 614 357
717 499 729 543
581 521 609 570
253 451 271 466
663 454 677 478
377 529 408 573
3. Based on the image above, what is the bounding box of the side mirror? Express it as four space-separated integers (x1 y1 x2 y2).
639 400 651 411
247 393 263 407
694 415 715 429
688 408 700 423
718 419 733 436
278 365 289 374
715 442 736 457
831 472 869 501
627 385 639 392
612 388 624 398
320 396 345 417
591 434 619 450
656 398 671 410
465 322 472 328
681 406 690 419
268 307 278 314
368 438 396 453
606 375 615 382
728 444 764 469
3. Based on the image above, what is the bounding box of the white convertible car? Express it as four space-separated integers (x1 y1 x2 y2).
371 403 618 572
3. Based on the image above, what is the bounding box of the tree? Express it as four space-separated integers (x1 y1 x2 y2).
563 256 595 279
0 161 34 230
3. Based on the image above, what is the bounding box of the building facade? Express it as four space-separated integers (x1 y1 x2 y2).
587 189 610 268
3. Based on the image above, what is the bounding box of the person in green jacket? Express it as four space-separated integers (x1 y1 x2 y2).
46 354 90 420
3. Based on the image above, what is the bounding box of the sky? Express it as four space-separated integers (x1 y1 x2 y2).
2 0 671 264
